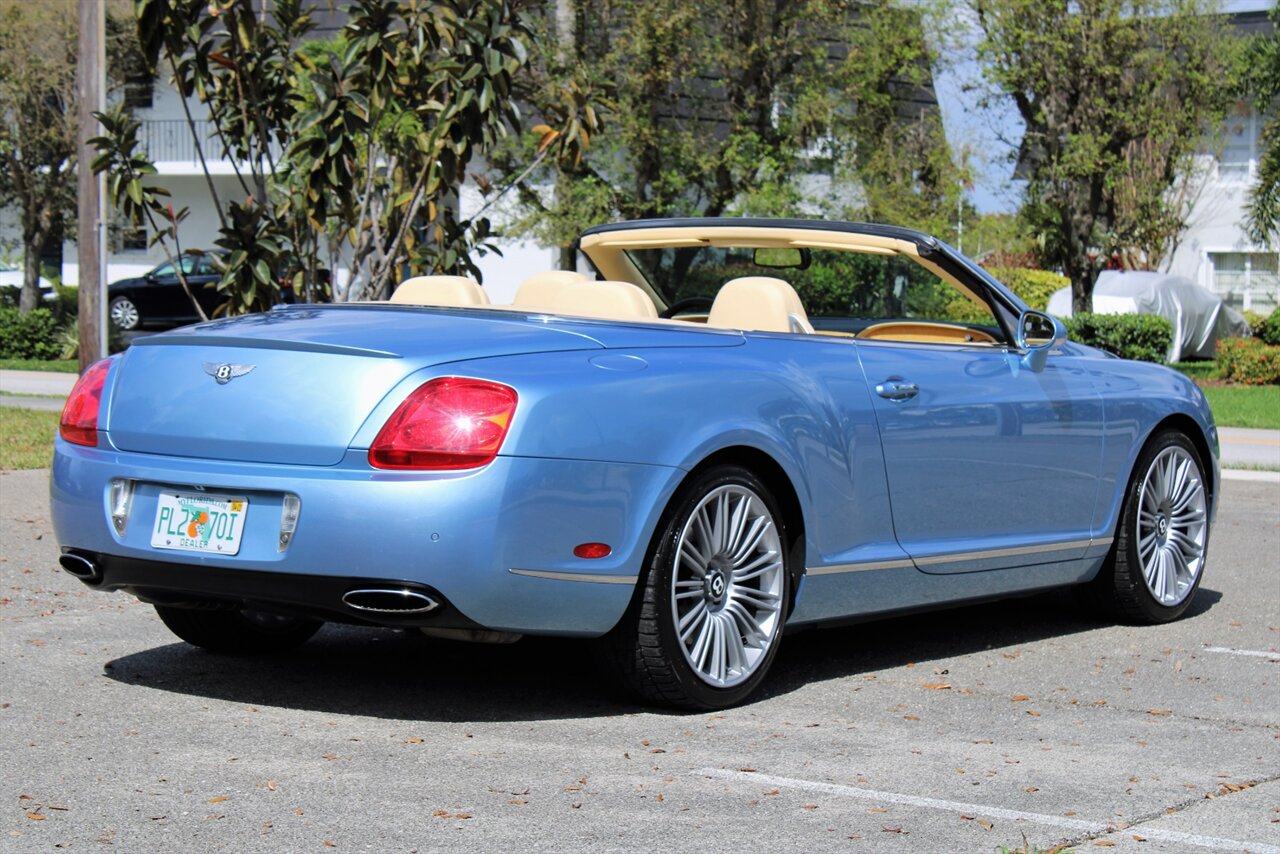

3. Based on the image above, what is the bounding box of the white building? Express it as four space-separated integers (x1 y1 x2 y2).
40 76 549 304
1165 91 1278 314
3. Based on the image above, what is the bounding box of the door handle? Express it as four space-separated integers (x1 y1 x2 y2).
875 379 919 401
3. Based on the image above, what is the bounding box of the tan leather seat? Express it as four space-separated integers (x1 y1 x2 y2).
389 275 489 307
707 276 814 334
547 280 659 321
514 270 588 307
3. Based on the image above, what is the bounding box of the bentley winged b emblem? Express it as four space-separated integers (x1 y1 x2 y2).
203 362 256 385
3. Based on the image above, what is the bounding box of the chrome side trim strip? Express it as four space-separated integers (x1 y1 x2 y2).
806 558 915 576
913 538 1094 567
509 568 638 585
1091 536 1114 548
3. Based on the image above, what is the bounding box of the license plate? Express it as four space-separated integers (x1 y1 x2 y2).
150 491 248 555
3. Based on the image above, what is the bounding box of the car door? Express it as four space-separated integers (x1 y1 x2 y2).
148 257 196 322
821 253 1106 574
856 338 1106 572
189 256 225 319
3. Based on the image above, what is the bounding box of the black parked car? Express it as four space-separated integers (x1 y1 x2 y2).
108 253 225 331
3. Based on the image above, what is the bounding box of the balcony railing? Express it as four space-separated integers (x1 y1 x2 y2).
139 119 284 166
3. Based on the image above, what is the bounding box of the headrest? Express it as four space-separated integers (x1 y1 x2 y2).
389 275 489 307
707 276 813 334
547 280 659 321
514 270 589 306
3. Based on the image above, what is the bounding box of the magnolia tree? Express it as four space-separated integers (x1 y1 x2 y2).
489 0 969 266
0 4 79 313
974 0 1240 312
93 0 534 317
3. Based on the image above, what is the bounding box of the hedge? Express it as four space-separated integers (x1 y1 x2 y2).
1064 312 1173 364
1255 306 1280 346
1216 336 1280 385
984 266 1069 311
0 307 61 360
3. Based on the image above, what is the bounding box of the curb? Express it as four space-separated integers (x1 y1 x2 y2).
1220 469 1280 483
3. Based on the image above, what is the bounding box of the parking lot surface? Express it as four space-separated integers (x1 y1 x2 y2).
2 469 1277 852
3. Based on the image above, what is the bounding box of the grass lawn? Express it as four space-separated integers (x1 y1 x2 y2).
1171 362 1280 430
1171 360 1218 381
1198 384 1280 430
0 407 58 470
0 358 78 373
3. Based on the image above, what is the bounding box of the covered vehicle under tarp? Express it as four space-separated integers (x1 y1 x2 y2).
1047 270 1250 362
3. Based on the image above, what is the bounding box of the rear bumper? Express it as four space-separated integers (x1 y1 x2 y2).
51 440 681 636
59 549 484 629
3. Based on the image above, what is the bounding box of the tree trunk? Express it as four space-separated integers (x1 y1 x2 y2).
19 228 48 314
1071 279 1092 316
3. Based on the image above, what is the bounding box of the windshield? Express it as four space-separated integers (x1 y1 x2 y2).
624 245 992 327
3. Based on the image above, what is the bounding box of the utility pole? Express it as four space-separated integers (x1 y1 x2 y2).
554 0 576 271
77 0 107 372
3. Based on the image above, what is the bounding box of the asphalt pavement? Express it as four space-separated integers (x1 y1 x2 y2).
1 470 1277 852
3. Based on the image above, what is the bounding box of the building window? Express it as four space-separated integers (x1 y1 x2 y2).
1218 103 1259 184
123 76 154 110
1209 251 1279 312
122 228 147 251
116 226 147 253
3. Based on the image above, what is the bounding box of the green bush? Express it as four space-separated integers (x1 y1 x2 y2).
985 266 1069 311
0 306 61 359
1255 306 1280 346
1215 336 1280 385
1064 313 1173 363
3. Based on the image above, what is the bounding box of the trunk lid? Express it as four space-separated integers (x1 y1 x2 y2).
107 306 605 465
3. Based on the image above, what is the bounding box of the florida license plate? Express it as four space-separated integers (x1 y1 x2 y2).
150 491 248 555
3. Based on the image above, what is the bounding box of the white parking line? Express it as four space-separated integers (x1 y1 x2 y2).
695 768 1280 853
1203 645 1280 660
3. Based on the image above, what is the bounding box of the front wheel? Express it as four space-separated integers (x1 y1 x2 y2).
154 605 322 654
1092 430 1210 624
602 465 790 709
109 295 140 330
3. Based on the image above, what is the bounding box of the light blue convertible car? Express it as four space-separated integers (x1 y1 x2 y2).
51 218 1217 709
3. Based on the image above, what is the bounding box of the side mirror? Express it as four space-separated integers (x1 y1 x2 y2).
1015 309 1066 372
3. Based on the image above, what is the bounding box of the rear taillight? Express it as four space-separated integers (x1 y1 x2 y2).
59 359 112 447
369 377 518 470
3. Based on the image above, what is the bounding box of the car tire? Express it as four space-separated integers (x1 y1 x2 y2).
154 604 322 654
109 295 141 331
601 465 790 710
1089 429 1210 624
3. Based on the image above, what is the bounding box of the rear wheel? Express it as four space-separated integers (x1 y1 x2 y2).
602 465 789 709
154 604 322 654
1092 430 1209 623
109 295 140 330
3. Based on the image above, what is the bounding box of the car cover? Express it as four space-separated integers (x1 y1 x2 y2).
1047 270 1250 362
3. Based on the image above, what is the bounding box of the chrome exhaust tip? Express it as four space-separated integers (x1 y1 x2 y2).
59 553 101 583
341 587 439 615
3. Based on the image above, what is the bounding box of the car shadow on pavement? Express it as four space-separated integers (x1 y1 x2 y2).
101 585 1223 721
760 585 1224 703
